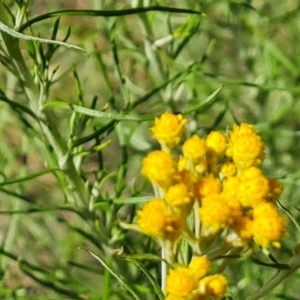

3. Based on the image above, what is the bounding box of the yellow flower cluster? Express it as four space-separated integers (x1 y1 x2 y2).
139 112 286 249
137 112 286 299
165 255 227 300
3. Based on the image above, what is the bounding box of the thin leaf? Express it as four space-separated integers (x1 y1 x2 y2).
43 102 156 121
122 257 164 300
19 7 202 32
277 200 300 233
0 168 60 187
0 21 85 52
182 85 223 114
84 249 141 300
111 196 152 205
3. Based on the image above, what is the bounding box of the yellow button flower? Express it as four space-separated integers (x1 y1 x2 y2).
141 150 177 189
226 123 265 169
231 214 254 245
221 162 237 178
151 112 187 149
137 199 168 238
188 256 211 280
199 274 228 297
196 176 221 198
166 267 197 297
199 194 231 234
237 167 269 207
206 131 227 156
166 183 193 206
182 135 207 164
252 202 286 248
222 176 241 197
223 194 242 218
137 198 184 241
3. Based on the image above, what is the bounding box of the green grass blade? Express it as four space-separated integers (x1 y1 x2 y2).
122 257 164 300
85 250 141 300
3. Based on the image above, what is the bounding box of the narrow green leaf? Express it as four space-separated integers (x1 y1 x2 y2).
122 257 164 300
182 85 223 114
277 200 300 233
0 168 60 187
19 7 202 32
111 196 152 205
0 21 85 52
43 101 156 121
85 250 141 300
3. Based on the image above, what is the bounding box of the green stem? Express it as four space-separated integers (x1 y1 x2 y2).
0 2 89 206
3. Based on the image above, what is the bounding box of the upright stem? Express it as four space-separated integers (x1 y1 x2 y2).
161 244 167 294
0 3 89 206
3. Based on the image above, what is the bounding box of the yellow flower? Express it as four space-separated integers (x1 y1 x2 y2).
231 214 254 245
221 162 237 178
252 202 286 248
229 123 258 142
182 135 207 164
137 199 168 238
165 182 194 213
226 123 265 169
188 256 211 280
222 176 241 197
151 112 186 149
206 131 227 156
237 167 269 207
196 176 221 198
199 274 228 297
223 194 242 218
137 199 184 241
166 267 197 297
141 150 177 189
199 194 231 234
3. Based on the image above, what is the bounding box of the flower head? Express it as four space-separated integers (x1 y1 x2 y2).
141 150 177 189
137 199 168 238
226 123 265 169
166 267 197 297
221 162 237 178
137 199 184 241
252 202 286 248
199 194 232 234
222 176 241 198
196 176 221 198
182 135 207 164
199 274 228 297
165 183 194 215
206 131 227 156
188 256 211 280
237 167 269 207
231 214 254 246
151 112 186 149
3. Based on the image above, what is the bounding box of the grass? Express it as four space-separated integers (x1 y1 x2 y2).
0 0 300 299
